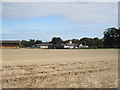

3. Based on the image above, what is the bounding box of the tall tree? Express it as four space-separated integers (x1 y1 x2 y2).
103 27 120 48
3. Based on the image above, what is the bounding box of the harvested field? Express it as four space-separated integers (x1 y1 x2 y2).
2 49 118 88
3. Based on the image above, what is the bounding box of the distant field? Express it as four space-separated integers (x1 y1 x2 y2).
2 49 118 88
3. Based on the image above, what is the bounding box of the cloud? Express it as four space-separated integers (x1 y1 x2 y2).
1 2 118 40
0 2 2 39
1 0 120 2
0 3 2 19
2 2 118 25
119 2 120 28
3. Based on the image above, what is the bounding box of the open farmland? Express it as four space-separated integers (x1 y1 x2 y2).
2 49 118 88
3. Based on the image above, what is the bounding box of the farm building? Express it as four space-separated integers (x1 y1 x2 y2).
79 44 89 48
32 43 64 49
31 43 54 49
32 40 79 49
64 40 79 49
0 40 21 48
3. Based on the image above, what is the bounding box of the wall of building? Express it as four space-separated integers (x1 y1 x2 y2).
0 43 20 48
40 46 48 49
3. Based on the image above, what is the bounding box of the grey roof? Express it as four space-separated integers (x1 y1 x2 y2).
66 43 79 46
34 43 53 46
0 40 21 44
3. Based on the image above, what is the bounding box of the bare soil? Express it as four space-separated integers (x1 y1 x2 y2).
1 49 118 88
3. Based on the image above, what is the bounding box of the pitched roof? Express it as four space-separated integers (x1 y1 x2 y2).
0 40 21 44
34 43 53 46
66 43 79 46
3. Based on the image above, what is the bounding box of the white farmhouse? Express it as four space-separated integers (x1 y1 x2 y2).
79 43 88 48
79 44 83 48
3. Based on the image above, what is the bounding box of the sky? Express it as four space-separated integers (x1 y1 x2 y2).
1 0 120 2
0 2 118 41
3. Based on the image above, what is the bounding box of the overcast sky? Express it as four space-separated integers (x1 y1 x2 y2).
0 2 118 41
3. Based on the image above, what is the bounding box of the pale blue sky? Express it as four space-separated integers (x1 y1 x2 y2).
1 2 118 41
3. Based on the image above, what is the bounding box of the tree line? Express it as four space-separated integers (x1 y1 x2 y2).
21 27 120 48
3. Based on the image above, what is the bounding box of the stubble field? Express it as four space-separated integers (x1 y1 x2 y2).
1 49 118 88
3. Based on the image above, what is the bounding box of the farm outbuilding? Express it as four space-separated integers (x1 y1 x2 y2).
32 43 64 49
0 40 21 48
31 43 54 49
64 40 79 49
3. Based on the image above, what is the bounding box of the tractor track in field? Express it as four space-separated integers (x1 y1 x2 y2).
2 61 118 88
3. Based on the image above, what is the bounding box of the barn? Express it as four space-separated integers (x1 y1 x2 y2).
0 40 21 48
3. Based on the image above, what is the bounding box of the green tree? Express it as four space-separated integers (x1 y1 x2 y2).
21 39 36 47
80 37 103 48
28 39 35 47
34 40 42 44
72 39 80 44
51 37 63 44
103 27 120 48
80 37 93 47
93 37 103 48
21 40 29 47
